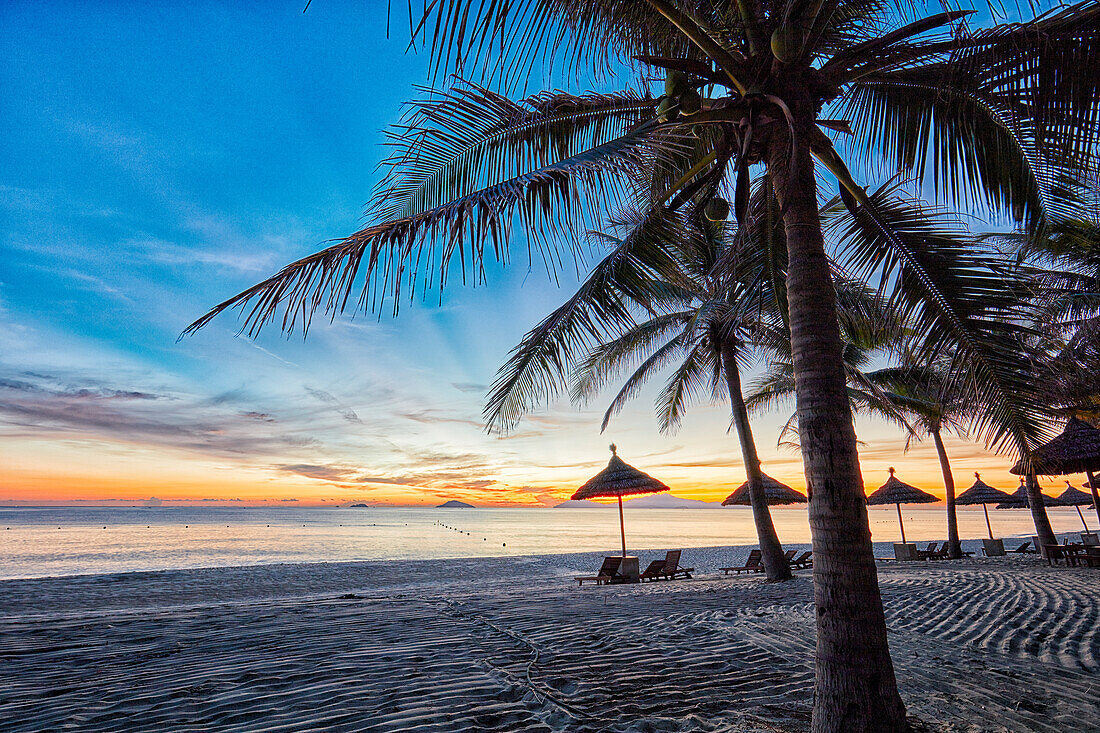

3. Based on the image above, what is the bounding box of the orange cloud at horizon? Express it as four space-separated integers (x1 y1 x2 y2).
3 428 1086 508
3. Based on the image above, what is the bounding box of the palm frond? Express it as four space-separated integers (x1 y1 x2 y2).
413 0 697 88
826 182 1049 453
601 329 697 432
654 339 715 433
184 121 685 337
373 82 658 222
569 310 694 404
837 2 1100 229
484 207 689 432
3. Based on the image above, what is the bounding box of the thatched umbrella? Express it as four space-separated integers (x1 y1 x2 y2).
955 472 1013 540
996 477 1059 509
1010 417 1100 526
572 444 670 556
866 467 939 544
722 473 807 506
1056 482 1094 532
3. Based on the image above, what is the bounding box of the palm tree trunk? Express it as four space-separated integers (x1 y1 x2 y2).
930 428 961 559
766 91 907 732
1025 473 1058 552
721 341 792 581
1087 470 1100 527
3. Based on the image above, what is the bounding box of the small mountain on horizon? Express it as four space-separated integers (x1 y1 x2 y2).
552 499 607 508
624 494 720 509
348 503 370 508
436 499 475 508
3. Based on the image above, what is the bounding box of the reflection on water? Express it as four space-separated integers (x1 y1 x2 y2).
0 505 1091 580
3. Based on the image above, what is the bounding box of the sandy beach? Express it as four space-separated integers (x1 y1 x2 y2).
1 543 1097 732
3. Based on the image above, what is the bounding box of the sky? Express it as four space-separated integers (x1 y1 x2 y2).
0 1 1062 507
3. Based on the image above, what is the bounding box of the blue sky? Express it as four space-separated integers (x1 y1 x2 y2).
0 1 1033 505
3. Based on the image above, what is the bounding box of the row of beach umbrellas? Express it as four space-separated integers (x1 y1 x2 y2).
575 413 1100 555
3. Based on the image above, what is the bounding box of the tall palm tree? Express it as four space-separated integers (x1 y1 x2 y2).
754 356 975 559
185 4 1100 729
515 194 801 579
863 364 972 559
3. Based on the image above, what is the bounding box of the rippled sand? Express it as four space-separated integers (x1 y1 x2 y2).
1 546 1097 732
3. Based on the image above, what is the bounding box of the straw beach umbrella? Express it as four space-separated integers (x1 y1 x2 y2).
866 468 938 544
955 473 1013 540
1055 482 1094 532
1010 417 1100 526
572 444 670 557
722 474 807 506
996 477 1059 509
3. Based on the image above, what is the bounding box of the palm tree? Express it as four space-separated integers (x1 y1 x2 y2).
863 364 972 559
184 4 1100 729
517 195 800 580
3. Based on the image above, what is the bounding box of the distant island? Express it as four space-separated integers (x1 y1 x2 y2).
436 500 475 508
348 503 370 508
625 494 720 509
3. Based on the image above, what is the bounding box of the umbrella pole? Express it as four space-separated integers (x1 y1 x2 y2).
618 495 626 557
983 504 994 540
1076 504 1088 532
1088 471 1100 527
896 503 906 544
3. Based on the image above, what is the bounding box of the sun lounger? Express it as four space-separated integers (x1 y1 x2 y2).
792 550 812 568
916 543 939 560
924 542 972 560
576 556 624 585
1010 541 1037 554
721 549 763 575
640 550 693 581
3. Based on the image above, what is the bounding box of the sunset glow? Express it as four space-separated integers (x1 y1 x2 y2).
0 3 1082 509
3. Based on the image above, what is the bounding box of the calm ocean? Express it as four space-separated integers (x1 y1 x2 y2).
0 504 1089 580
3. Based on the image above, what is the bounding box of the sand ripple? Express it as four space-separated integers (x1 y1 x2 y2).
1 555 1097 732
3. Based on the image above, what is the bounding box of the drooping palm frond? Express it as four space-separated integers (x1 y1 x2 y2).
837 1 1100 228
654 338 718 433
484 206 691 432
183 118 687 337
412 0 698 88
372 82 659 222
985 213 1100 418
568 309 695 404
825 182 1049 453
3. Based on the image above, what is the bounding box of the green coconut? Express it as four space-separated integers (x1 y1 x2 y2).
656 96 679 123
679 89 702 115
704 197 730 222
664 70 689 97
770 24 800 64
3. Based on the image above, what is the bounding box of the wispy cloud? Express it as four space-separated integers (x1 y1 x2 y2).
0 369 315 459
304 386 362 424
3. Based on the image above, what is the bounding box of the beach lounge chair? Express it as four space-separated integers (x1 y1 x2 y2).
575 556 624 585
1010 541 1036 554
721 549 763 575
916 543 938 560
640 550 693 581
791 551 813 569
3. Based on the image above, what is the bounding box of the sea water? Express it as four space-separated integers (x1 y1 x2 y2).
0 504 1091 580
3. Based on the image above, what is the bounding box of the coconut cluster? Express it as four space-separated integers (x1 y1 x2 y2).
656 70 703 123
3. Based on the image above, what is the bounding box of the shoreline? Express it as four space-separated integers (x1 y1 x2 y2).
0 533 1071 618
